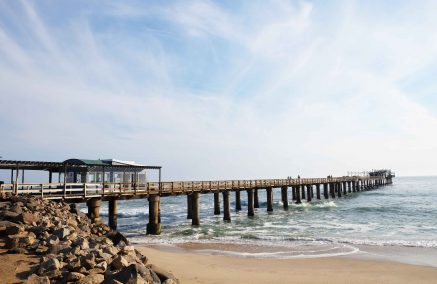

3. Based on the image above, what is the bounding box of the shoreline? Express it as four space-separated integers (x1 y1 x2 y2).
136 244 437 284
132 240 437 268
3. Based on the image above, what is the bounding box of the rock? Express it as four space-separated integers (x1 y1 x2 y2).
106 231 129 246
5 233 36 248
47 235 59 246
74 237 90 250
102 245 119 256
18 212 39 225
49 243 71 255
147 264 178 283
0 210 20 221
163 279 178 284
110 264 156 284
23 274 50 284
5 223 24 235
77 273 105 284
53 227 70 239
35 245 49 254
81 253 96 270
37 258 61 276
67 272 85 281
9 203 23 214
95 261 108 271
27 225 46 237
8 247 27 254
110 255 129 270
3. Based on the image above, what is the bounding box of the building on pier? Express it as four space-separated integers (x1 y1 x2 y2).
0 158 161 184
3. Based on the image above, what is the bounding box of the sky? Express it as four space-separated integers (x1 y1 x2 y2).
1 0 437 180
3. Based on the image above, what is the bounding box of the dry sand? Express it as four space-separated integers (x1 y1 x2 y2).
137 245 437 284
0 242 38 284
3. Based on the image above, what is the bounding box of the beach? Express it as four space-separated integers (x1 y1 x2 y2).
137 244 437 284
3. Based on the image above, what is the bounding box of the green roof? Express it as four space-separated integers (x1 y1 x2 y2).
63 159 110 166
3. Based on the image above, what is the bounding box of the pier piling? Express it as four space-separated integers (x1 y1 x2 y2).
146 195 161 235
192 192 200 226
214 192 220 215
281 186 288 209
254 189 260 208
187 194 193 219
306 185 312 202
87 197 102 224
247 189 254 217
295 185 302 204
108 197 117 230
266 187 273 212
223 191 231 221
235 190 242 211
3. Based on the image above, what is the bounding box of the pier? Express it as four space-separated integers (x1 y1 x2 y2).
0 159 394 235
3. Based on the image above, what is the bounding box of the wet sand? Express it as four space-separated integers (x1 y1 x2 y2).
136 244 437 284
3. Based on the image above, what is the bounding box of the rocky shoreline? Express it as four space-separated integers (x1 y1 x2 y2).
0 194 179 284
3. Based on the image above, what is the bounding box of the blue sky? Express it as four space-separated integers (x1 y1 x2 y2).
1 0 437 180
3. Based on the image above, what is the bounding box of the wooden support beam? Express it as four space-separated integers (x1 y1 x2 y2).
306 185 312 202
323 183 329 199
87 197 102 224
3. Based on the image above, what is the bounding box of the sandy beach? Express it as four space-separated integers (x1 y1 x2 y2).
137 245 437 284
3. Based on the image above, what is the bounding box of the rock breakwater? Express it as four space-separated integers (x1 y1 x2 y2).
0 194 178 284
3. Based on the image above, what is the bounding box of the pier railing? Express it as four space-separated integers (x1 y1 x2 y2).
0 176 386 200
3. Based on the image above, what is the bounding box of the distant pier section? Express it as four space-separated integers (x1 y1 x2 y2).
0 158 395 235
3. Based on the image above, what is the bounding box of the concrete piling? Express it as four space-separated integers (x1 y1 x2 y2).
214 192 220 215
323 183 329 199
87 197 102 224
192 192 200 226
306 185 312 202
295 185 302 204
266 187 273 212
147 195 161 235
254 189 260 208
223 191 231 221
281 186 288 209
108 197 117 230
187 194 193 219
316 184 321 200
247 189 254 217
235 190 242 211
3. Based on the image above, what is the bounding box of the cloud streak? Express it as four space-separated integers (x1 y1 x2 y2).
1 0 437 180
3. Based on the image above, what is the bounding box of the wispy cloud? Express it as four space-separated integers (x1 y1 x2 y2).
1 0 437 180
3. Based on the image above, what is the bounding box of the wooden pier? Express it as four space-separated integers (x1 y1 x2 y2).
0 172 394 235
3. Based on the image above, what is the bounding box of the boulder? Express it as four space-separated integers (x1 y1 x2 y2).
81 253 96 270
5 233 36 248
53 227 70 239
109 264 156 284
17 212 39 225
37 258 61 276
0 210 20 221
9 203 23 214
5 223 24 235
147 264 178 283
23 274 50 284
77 273 105 284
67 272 85 281
110 255 129 270
106 231 129 246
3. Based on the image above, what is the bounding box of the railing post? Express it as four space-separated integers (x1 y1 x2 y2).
84 183 87 198
40 184 43 198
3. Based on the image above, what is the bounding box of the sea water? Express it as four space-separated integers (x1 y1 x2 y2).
91 176 437 265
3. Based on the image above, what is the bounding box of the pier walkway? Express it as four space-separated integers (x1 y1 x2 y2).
1 172 394 235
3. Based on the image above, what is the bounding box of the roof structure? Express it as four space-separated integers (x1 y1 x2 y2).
0 158 161 172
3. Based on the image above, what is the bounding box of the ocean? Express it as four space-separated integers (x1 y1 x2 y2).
89 176 437 266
